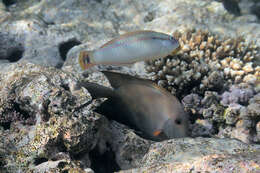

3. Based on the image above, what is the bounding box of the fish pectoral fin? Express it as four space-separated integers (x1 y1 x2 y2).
153 130 163 137
153 130 168 139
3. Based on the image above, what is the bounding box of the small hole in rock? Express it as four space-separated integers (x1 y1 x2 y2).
175 118 182 125
251 3 260 19
8 47 24 62
13 103 30 120
144 11 155 23
58 161 67 169
2 0 17 7
61 84 70 91
89 144 120 173
0 122 11 130
57 141 67 153
94 0 102 3
34 157 48 165
42 100 51 122
222 0 241 16
0 158 6 169
59 39 81 61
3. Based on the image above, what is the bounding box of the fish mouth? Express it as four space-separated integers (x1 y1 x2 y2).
171 45 181 55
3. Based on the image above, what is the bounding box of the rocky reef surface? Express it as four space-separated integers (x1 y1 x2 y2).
119 137 260 173
0 0 260 172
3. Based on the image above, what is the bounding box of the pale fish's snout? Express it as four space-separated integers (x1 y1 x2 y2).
169 36 180 55
160 36 180 55
169 36 179 47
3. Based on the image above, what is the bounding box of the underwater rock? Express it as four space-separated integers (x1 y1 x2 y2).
0 31 24 63
33 160 95 173
102 121 152 170
214 0 241 16
250 2 260 19
118 137 260 173
0 2 9 23
0 23 80 68
221 0 241 16
0 63 108 172
143 0 260 46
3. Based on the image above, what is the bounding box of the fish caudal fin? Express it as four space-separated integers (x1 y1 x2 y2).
78 50 95 70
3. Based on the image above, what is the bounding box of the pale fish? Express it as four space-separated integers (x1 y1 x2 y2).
78 30 180 70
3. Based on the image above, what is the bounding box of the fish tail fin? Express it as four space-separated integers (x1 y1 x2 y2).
78 50 95 70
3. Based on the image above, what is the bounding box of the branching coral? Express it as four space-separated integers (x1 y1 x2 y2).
145 29 260 97
146 29 260 143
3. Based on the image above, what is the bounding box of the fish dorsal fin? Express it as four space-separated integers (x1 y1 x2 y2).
101 71 175 99
100 30 156 48
101 71 152 89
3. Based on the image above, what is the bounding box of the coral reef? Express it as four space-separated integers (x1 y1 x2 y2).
146 29 259 97
1 0 260 172
182 84 260 144
146 29 260 143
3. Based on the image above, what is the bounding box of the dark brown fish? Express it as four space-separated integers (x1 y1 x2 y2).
80 71 189 141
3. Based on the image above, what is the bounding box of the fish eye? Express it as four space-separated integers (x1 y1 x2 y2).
175 118 182 125
169 36 174 40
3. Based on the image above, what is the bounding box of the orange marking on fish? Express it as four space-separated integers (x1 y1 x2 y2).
153 130 163 137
